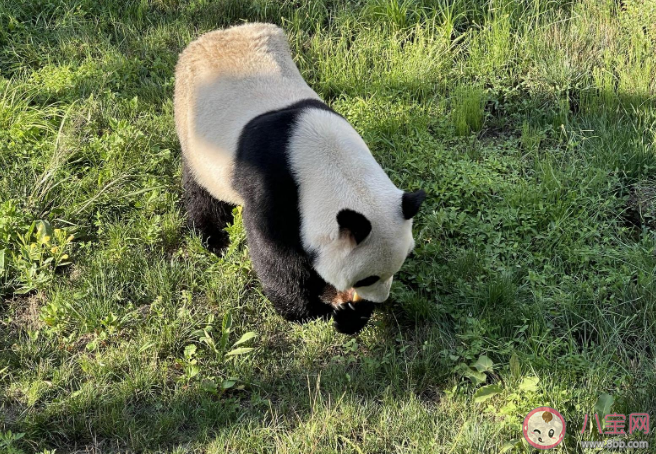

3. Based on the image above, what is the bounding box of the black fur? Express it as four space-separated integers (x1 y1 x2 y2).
332 300 375 334
337 209 372 244
182 158 235 252
354 275 380 288
401 189 427 220
231 99 375 332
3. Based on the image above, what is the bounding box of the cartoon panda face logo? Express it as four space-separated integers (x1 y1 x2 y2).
523 407 566 449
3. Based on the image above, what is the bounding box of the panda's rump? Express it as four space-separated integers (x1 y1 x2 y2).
174 23 320 206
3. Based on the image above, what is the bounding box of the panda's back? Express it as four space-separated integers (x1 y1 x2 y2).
175 23 320 205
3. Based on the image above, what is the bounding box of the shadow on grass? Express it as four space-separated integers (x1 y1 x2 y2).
2 312 458 452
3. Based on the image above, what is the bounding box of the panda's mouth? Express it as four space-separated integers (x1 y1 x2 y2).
322 286 371 309
322 286 358 308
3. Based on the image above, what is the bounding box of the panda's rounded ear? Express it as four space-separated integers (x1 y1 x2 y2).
401 189 426 219
337 209 371 245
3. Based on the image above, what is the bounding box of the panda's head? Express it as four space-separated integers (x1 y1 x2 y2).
311 189 426 303
289 106 426 303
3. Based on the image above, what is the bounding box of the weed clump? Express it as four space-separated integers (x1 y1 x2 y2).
452 85 486 136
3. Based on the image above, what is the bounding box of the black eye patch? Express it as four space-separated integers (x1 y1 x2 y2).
353 275 380 288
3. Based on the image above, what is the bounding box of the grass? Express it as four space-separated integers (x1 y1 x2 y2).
452 84 485 136
1 0 655 452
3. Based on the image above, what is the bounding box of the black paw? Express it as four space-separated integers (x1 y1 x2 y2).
332 300 375 335
205 234 231 255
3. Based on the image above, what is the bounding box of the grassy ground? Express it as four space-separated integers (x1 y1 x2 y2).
1 0 655 452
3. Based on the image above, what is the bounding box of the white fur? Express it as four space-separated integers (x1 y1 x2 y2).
288 109 415 302
175 23 320 205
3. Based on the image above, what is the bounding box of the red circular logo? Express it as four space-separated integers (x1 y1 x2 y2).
523 407 566 449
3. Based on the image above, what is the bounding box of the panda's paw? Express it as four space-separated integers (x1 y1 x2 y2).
332 300 375 335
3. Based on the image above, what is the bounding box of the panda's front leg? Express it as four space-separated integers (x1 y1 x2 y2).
247 237 375 333
331 302 375 334
253 247 375 333
242 215 333 322
257 263 334 324
325 288 375 335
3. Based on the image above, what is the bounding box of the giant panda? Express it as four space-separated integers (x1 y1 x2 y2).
174 23 426 334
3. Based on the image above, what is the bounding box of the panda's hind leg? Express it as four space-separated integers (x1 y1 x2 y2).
182 161 235 253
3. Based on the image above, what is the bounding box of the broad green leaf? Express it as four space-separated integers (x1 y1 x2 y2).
29 243 40 260
226 347 254 357
11 432 25 441
222 312 232 332
222 379 236 389
595 393 614 419
36 220 53 244
184 344 197 359
509 352 521 379
232 331 256 347
519 376 539 392
0 249 5 275
200 380 218 394
463 367 487 385
187 365 199 378
500 439 521 453
200 329 216 349
473 355 494 373
473 384 502 403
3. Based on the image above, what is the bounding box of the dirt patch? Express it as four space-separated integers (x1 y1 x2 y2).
626 181 656 229
10 292 46 332
69 264 83 282
0 402 25 427
135 303 152 320
417 385 443 407
72 333 95 351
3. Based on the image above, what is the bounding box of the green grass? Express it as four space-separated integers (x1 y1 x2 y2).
1 0 656 452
